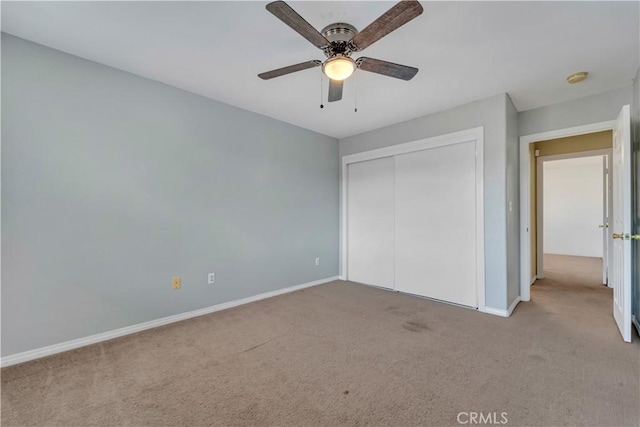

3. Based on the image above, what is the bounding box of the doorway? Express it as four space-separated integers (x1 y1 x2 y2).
519 106 634 342
536 149 612 286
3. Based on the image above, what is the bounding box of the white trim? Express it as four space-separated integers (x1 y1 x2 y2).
530 276 537 286
0 276 339 368
475 135 486 311
538 149 612 163
481 296 521 318
607 152 613 288
342 127 484 166
536 155 545 279
340 127 486 311
519 121 615 302
507 296 521 316
519 121 617 146
481 306 509 317
520 135 532 301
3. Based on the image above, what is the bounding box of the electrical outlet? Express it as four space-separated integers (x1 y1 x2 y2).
315 258 320 266
172 277 181 289
208 273 215 284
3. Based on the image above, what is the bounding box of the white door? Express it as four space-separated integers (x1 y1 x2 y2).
601 155 608 285
394 141 478 307
347 157 395 289
611 105 632 342
607 153 614 288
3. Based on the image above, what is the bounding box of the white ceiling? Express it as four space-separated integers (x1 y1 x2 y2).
2 1 639 139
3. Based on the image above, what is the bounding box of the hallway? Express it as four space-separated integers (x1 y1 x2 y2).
531 254 631 339
534 254 612 321
518 253 640 425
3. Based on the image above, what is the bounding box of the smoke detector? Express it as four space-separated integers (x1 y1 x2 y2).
566 71 588 84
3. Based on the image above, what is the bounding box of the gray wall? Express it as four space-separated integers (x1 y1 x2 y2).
340 94 510 310
518 87 632 137
505 96 520 306
632 67 640 331
1 34 339 356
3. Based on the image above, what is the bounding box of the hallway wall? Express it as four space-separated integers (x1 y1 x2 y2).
543 157 604 258
519 87 632 136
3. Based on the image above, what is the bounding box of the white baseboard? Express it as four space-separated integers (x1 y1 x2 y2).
507 296 521 316
481 296 521 318
1 276 339 368
530 276 536 286
338 275 347 281
633 315 640 337
481 306 509 317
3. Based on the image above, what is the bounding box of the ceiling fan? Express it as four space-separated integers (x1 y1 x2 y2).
258 0 424 103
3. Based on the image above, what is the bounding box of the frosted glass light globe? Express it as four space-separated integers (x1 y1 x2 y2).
323 57 356 81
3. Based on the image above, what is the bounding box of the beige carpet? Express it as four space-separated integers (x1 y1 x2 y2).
2 254 639 426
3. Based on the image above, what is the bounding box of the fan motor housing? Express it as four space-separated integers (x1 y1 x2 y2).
321 23 358 57
321 23 358 43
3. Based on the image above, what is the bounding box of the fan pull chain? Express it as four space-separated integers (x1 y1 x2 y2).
320 70 324 109
354 70 358 113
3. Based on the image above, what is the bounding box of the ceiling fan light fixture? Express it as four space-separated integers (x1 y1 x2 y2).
323 56 356 81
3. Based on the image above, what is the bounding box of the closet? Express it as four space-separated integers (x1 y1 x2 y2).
346 137 481 308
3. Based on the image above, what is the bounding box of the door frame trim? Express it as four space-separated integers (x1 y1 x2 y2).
340 127 485 311
519 121 615 302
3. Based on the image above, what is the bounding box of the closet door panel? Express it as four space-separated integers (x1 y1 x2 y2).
394 142 477 307
347 157 395 289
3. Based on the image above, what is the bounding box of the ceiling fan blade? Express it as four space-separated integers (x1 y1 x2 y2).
266 1 330 49
350 1 424 51
328 79 343 102
356 57 418 81
258 60 321 80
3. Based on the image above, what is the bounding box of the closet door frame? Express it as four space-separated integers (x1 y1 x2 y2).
340 127 486 312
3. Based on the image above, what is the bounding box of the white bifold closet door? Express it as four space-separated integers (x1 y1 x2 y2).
347 157 395 289
394 141 477 307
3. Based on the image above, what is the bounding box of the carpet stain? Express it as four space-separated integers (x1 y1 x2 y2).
343 390 349 395
386 305 417 317
239 339 271 354
402 320 430 332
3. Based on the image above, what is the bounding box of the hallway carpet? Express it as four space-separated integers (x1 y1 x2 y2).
2 255 639 426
